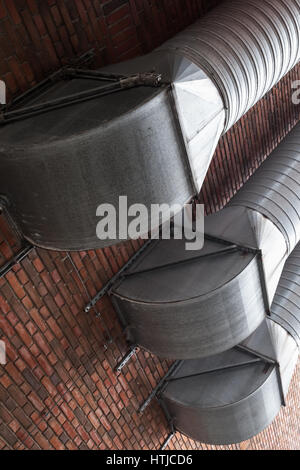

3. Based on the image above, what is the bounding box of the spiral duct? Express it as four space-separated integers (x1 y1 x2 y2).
111 122 300 359
160 242 300 445
0 0 299 250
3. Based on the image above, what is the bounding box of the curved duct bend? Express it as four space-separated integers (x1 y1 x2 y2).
0 0 299 250
111 123 300 359
160 244 300 445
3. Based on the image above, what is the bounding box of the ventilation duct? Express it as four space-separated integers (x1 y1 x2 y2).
0 0 299 250
159 243 300 445
111 123 300 359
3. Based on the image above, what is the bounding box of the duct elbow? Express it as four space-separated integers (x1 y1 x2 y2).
159 241 300 446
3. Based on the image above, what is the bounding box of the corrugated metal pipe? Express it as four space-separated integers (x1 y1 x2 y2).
0 0 299 250
160 243 300 445
111 122 300 359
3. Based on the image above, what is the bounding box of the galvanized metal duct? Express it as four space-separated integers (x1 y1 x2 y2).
159 0 300 131
111 123 300 359
0 0 299 250
160 242 300 445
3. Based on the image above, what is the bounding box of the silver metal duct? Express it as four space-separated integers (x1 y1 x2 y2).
159 0 300 131
0 0 299 250
271 244 300 348
160 241 300 445
112 123 300 359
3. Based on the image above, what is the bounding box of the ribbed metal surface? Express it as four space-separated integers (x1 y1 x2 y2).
159 0 300 131
230 122 300 253
272 243 300 346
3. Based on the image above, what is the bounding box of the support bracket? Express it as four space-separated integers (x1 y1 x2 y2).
138 361 182 414
0 198 33 278
85 239 153 313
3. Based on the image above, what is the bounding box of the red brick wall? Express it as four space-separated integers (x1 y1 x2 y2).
0 0 300 451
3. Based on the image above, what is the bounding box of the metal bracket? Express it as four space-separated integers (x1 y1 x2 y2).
84 240 153 370
275 363 287 407
0 71 163 125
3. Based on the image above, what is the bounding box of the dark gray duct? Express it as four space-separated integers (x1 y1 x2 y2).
160 242 300 445
111 123 300 359
0 0 299 250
